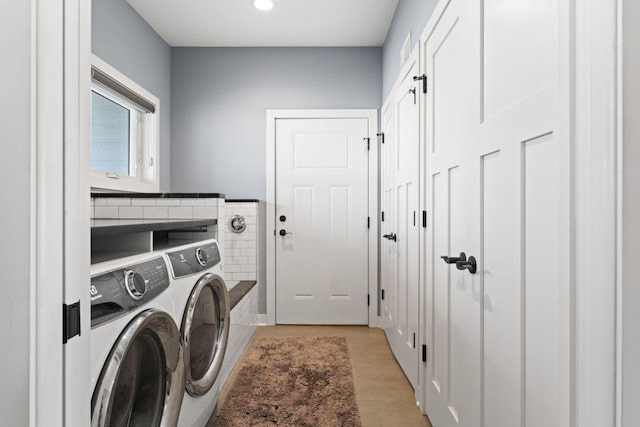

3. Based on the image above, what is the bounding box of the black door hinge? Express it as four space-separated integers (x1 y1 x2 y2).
367 294 370 306
364 137 371 150
381 211 385 222
422 344 428 362
413 332 416 348
367 216 370 229
422 210 428 228
381 289 385 300
377 132 385 144
413 74 427 94
63 301 81 344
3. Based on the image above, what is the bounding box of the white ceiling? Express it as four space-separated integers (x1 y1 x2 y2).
126 0 399 47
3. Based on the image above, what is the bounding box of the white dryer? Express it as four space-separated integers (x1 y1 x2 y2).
165 240 230 427
90 253 185 427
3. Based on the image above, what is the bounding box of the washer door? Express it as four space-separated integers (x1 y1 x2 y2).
181 273 230 396
92 309 185 427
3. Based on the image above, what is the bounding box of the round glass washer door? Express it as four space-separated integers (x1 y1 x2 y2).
181 273 230 396
91 309 185 427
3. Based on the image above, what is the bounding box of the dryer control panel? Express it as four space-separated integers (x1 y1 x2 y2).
167 241 221 278
90 257 170 328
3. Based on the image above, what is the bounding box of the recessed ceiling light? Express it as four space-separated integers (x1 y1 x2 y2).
252 0 274 11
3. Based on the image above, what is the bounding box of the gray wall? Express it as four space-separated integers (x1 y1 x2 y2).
92 0 172 191
0 0 32 423
382 0 438 100
170 47 382 199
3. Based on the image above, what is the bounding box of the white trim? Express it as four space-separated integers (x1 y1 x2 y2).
63 0 92 425
90 54 160 193
32 0 65 424
574 0 619 425
265 109 379 327
615 0 623 425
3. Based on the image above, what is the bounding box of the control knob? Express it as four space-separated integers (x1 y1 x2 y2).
124 269 147 300
195 248 208 267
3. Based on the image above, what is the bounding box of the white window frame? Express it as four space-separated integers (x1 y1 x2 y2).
90 54 160 192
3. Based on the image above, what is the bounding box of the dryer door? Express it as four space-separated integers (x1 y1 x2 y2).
181 273 230 396
91 309 185 427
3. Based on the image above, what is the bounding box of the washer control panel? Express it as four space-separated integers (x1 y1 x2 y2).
90 257 169 328
167 241 221 278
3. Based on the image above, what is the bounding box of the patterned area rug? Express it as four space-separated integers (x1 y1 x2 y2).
211 336 362 427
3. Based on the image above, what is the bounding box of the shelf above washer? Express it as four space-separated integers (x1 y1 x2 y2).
91 218 217 236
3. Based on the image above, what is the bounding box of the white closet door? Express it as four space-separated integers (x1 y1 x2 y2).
422 0 569 426
380 97 396 333
388 53 421 389
423 1 480 424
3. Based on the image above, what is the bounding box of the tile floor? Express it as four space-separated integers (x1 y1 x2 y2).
211 325 432 427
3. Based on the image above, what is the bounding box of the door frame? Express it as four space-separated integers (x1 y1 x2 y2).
265 109 379 326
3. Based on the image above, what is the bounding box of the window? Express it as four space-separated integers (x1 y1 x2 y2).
90 55 159 192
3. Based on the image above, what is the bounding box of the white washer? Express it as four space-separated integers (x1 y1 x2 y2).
90 253 185 427
165 239 230 427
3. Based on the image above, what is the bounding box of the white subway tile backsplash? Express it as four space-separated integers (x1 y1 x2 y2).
241 264 257 273
193 207 217 219
131 198 157 206
168 206 193 219
234 240 248 249
240 248 257 257
106 197 131 206
156 199 181 207
242 232 257 241
225 264 241 273
119 206 143 219
233 256 249 265
94 207 119 219
205 199 219 207
94 197 107 206
143 206 169 219
181 198 206 206
222 201 259 282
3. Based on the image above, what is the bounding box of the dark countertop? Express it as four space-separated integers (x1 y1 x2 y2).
92 192 226 199
226 199 260 203
91 218 217 236
229 280 258 310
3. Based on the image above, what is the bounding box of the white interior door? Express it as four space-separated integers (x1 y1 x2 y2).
423 0 569 426
423 3 479 423
380 97 395 333
275 117 370 324
387 55 421 389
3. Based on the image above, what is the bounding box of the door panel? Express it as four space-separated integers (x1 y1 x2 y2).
275 118 369 325
381 100 396 333
424 0 479 425
389 56 421 389
423 0 568 426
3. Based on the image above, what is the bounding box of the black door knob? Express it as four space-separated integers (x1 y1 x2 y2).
279 229 293 237
441 253 466 264
456 256 477 274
